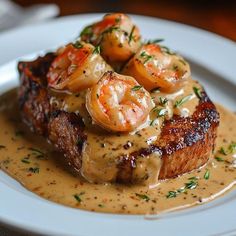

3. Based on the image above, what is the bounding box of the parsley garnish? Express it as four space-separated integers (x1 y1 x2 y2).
185 179 198 189
152 107 167 117
219 147 227 155
159 97 168 105
28 147 46 159
98 204 105 208
140 51 153 64
131 85 142 91
193 87 202 99
160 45 175 55
204 169 210 180
166 177 198 198
28 167 39 173
73 192 85 203
80 25 93 37
229 142 236 153
215 156 224 162
149 119 157 126
135 193 150 202
128 26 135 44
93 45 101 54
217 142 236 156
21 157 30 164
166 191 177 198
146 38 164 44
72 41 83 49
174 94 193 108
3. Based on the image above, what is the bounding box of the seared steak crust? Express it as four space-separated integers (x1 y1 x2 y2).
18 54 219 183
117 92 219 182
18 54 86 172
18 53 55 135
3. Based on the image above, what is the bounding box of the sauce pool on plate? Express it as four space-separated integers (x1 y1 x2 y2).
0 89 236 214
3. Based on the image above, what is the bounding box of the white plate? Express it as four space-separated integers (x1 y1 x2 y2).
0 14 236 236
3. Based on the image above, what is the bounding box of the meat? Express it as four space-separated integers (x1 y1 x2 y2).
18 54 86 174
117 93 219 182
18 54 219 184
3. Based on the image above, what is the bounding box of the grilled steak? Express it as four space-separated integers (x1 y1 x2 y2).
18 54 219 183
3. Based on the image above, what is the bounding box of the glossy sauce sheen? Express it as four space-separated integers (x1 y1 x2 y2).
0 89 236 214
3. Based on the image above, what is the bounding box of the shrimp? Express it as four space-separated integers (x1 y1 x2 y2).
80 13 141 67
86 71 154 132
122 43 191 93
47 42 112 92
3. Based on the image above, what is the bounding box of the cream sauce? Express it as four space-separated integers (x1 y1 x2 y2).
0 89 236 214
49 78 200 183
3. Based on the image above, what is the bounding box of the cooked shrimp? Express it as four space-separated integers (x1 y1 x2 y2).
47 42 112 92
80 13 141 67
86 71 154 132
122 43 191 93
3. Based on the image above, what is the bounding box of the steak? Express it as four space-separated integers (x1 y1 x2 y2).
18 54 219 183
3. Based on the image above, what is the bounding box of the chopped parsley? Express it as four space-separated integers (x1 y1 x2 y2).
193 87 202 99
166 191 177 198
185 179 198 189
21 157 30 164
93 45 101 54
219 147 227 155
166 176 198 198
72 41 83 49
28 147 46 159
146 38 164 44
152 107 167 117
131 85 142 91
160 45 175 55
174 94 193 108
80 25 93 37
128 26 135 44
73 192 85 203
215 156 224 162
159 97 168 105
98 204 105 208
149 119 157 126
229 142 236 153
218 142 236 156
140 51 153 64
135 193 150 202
204 169 210 180
28 167 40 173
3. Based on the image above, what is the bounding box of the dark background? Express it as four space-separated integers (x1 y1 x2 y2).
13 0 236 41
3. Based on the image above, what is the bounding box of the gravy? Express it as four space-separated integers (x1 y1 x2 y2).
0 89 235 214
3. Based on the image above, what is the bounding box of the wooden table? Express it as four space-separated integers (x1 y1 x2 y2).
14 0 236 41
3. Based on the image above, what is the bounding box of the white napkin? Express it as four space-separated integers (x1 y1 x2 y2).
0 0 60 31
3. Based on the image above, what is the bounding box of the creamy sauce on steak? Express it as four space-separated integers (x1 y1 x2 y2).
49 79 200 183
0 89 235 214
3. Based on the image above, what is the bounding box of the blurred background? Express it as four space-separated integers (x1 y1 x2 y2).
1 0 236 41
